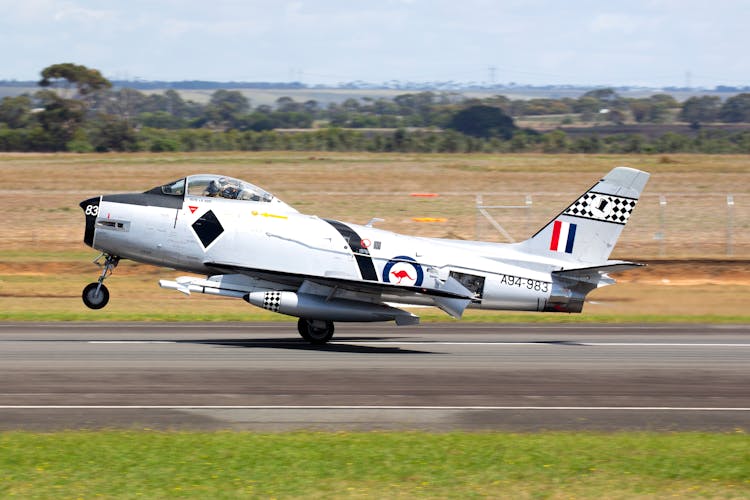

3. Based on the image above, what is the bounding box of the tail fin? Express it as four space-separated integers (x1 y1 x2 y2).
518 167 649 265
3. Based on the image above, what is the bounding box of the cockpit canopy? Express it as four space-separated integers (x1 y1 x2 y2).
188 174 274 202
149 175 275 203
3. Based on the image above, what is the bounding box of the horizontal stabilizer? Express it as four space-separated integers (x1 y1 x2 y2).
545 261 644 313
553 261 644 286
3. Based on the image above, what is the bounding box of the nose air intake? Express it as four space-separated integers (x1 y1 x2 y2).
80 196 101 248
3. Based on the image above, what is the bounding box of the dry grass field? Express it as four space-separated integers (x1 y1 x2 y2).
0 152 748 321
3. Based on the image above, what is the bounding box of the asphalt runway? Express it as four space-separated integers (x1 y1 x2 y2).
0 322 748 431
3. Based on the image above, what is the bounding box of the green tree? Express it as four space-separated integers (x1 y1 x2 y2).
628 95 675 123
680 96 721 125
99 88 148 123
542 129 569 152
0 95 33 128
628 99 651 122
648 94 678 123
573 96 601 122
38 63 111 101
393 92 436 125
274 96 300 112
34 90 86 150
718 93 750 122
446 105 516 139
137 111 187 129
605 108 626 125
84 114 137 151
522 99 572 115
582 88 620 102
206 90 250 128
34 63 112 150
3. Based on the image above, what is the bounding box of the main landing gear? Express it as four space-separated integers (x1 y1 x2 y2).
82 253 120 310
297 318 335 344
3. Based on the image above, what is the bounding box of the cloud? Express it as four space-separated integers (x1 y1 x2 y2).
52 2 116 23
589 12 658 35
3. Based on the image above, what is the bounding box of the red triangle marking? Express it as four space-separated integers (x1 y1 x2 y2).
189 206 198 214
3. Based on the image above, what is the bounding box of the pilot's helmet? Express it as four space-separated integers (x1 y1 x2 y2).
218 177 229 186
206 179 220 195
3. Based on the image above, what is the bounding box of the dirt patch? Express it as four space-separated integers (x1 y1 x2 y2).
0 261 162 276
625 259 750 285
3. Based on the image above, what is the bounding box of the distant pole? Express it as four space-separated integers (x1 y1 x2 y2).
525 194 532 235
476 194 482 240
727 194 735 256
658 195 667 257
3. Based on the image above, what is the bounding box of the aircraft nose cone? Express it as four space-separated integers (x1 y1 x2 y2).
80 196 100 247
80 197 100 213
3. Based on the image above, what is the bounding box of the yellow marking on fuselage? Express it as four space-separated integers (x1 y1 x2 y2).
251 210 288 220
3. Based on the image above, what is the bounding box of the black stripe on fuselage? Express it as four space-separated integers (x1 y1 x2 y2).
324 219 379 281
102 193 183 210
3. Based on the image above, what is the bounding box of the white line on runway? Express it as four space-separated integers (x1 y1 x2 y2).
1 405 749 411
330 341 750 347
88 341 176 344
79 340 750 347
77 340 750 347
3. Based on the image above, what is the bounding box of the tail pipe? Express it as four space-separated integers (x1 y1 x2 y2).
543 281 588 313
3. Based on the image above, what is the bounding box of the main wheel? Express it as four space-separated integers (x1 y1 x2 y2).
297 318 335 344
82 282 110 310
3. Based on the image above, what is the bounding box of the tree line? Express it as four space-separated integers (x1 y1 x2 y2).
1 63 750 153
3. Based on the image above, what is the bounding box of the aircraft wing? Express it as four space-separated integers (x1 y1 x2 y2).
205 262 474 301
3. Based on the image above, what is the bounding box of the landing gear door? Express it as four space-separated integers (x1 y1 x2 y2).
449 271 485 301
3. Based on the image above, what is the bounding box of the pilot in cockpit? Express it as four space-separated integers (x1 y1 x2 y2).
220 181 240 199
203 179 222 197
202 177 239 199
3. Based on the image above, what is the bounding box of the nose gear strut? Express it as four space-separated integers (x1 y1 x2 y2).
82 253 120 309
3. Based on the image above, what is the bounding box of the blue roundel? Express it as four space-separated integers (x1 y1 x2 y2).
382 256 423 287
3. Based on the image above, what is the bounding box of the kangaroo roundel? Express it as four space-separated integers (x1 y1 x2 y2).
383 256 424 286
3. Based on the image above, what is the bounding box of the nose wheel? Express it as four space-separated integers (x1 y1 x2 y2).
82 253 119 310
82 282 110 309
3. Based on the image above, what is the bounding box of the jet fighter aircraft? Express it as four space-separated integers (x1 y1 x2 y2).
80 167 649 343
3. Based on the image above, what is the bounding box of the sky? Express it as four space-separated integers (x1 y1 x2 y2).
1 0 748 88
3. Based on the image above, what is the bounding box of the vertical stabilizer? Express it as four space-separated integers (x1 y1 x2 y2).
518 167 649 265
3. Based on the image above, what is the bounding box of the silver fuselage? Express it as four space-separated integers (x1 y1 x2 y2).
86 192 555 312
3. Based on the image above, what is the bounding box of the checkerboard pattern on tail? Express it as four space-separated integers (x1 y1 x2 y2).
563 192 637 225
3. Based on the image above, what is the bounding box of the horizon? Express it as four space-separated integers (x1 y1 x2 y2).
1 77 747 93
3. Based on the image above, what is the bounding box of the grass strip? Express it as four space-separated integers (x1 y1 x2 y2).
0 431 748 498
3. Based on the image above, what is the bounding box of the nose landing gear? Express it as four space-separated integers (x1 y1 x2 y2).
82 253 120 310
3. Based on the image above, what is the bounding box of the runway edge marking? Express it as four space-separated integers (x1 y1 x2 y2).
1 405 750 411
